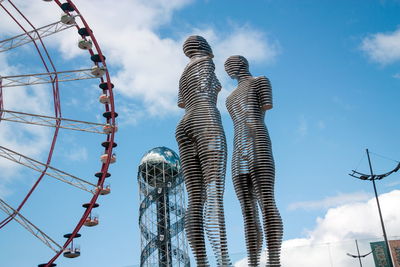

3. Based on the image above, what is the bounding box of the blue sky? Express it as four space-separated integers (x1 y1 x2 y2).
1 0 400 266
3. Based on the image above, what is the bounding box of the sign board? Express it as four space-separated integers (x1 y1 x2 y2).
371 241 393 267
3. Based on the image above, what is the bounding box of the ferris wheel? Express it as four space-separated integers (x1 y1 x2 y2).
0 0 117 266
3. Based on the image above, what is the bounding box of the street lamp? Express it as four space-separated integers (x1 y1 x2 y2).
349 149 400 267
346 239 373 267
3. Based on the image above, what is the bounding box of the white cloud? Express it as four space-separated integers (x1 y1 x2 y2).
0 1 281 195
361 28 400 64
386 180 400 187
0 52 51 192
117 101 147 126
297 115 308 137
0 183 11 198
108 23 279 117
1 0 279 117
235 190 400 267
317 120 326 130
65 146 88 162
193 26 280 113
288 191 372 211
211 25 280 67
0 0 182 193
332 96 353 111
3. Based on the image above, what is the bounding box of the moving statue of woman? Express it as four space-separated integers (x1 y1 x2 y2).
175 35 232 266
225 55 283 267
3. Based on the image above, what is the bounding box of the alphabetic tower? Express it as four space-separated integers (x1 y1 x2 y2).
138 147 190 267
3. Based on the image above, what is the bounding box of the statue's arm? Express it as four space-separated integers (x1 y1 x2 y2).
199 59 220 92
255 76 273 111
178 76 185 108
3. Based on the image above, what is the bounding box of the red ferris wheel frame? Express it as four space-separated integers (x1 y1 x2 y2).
0 0 117 266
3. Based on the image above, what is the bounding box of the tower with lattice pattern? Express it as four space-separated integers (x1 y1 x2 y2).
138 147 190 267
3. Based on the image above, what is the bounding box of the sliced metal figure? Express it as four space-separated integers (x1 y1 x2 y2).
225 55 283 267
176 35 232 267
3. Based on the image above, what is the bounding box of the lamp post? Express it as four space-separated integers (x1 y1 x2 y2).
346 239 373 267
367 149 392 267
349 149 400 267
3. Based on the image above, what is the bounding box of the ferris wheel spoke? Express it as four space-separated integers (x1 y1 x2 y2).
0 80 3 118
0 20 76 53
0 109 112 134
0 68 103 88
0 146 97 193
0 198 62 252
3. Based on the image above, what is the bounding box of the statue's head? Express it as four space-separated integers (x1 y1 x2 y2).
224 55 249 79
183 35 213 59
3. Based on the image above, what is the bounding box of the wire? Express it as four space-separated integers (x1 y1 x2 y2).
370 151 400 163
354 153 366 172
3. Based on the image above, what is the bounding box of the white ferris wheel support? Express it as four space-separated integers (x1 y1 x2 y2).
0 109 110 134
0 68 103 88
0 20 76 53
0 198 63 253
0 146 97 193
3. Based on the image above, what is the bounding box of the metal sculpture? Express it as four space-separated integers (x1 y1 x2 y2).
175 35 232 267
138 147 190 267
225 55 283 267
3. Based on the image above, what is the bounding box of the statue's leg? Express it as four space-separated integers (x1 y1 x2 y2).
233 173 263 267
177 133 209 266
252 167 283 267
198 134 232 267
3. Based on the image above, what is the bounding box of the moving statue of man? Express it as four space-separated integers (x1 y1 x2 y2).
175 35 232 267
225 55 283 267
